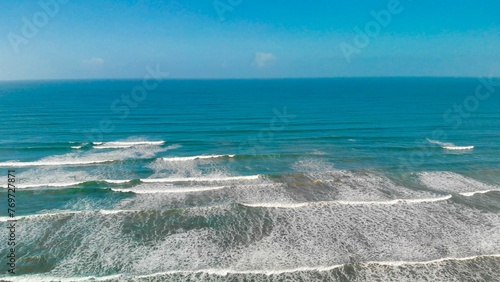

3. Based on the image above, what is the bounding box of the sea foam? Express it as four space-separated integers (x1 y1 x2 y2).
161 154 235 162
427 139 474 150
0 141 172 168
92 140 165 149
140 175 260 183
419 171 500 195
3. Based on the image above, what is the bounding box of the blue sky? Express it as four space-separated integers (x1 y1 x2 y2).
0 0 499 80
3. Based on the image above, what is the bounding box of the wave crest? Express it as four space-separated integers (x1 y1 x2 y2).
427 139 474 150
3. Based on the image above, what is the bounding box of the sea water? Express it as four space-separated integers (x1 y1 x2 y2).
0 77 499 281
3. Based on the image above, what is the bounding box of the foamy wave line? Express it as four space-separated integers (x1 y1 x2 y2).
112 186 227 194
0 194 460 222
8 254 500 281
140 175 260 183
161 154 235 162
137 254 500 275
374 254 500 266
93 141 165 146
15 182 83 189
69 142 88 149
460 189 500 197
1 179 132 189
0 209 138 222
0 196 451 221
443 145 474 150
241 195 453 208
111 183 275 194
93 141 165 149
1 176 267 189
427 139 474 150
0 206 236 222
104 179 131 184
0 159 113 167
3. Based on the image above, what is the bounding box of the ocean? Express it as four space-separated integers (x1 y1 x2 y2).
0 77 499 281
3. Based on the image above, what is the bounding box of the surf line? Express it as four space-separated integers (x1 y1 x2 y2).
460 189 500 197
11 254 500 281
241 195 453 208
138 254 500 276
0 210 139 222
0 195 455 223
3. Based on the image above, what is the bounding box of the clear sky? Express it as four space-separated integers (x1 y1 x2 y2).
0 0 499 80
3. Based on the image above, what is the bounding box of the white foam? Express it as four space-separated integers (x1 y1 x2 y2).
419 171 500 194
15 182 83 189
2 169 94 189
291 159 439 202
12 194 500 279
140 175 260 183
93 140 165 149
112 186 227 194
427 139 474 150
374 254 500 267
125 264 346 277
146 153 234 183
111 182 276 195
118 253 500 275
161 154 235 162
0 211 79 222
460 189 500 197
71 146 83 149
0 142 171 168
10 254 500 281
443 145 474 150
0 209 137 222
2 179 132 189
241 195 453 208
103 179 131 184
113 182 284 211
99 210 134 215
0 159 113 167
7 274 123 282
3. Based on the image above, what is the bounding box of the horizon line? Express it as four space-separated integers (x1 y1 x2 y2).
1 75 497 83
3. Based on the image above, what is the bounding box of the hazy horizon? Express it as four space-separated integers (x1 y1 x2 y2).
2 76 500 83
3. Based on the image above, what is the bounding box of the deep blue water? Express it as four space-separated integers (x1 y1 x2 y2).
0 78 499 281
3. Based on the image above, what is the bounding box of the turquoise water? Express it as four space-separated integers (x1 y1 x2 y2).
0 78 499 281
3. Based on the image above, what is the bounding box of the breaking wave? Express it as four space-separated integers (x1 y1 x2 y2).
426 139 474 150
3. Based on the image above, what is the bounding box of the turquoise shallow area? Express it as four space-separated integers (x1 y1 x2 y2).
0 78 499 281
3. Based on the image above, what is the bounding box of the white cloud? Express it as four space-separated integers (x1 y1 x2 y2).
252 52 276 68
82 57 104 67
